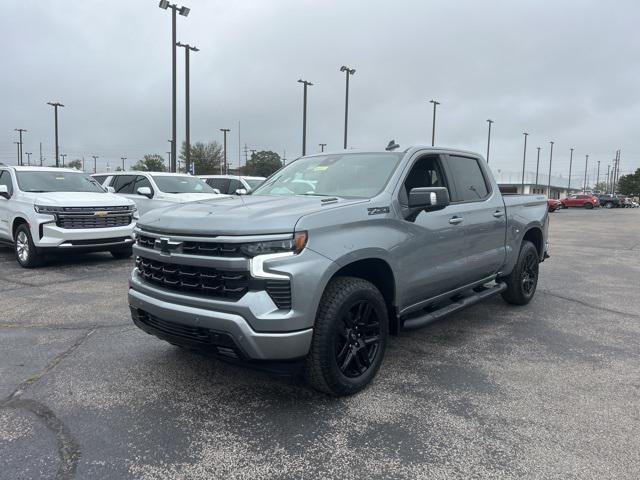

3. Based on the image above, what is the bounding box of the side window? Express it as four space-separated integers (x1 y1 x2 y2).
401 155 448 204
112 175 136 194
92 175 107 185
134 176 153 194
0 171 14 196
228 179 243 194
206 178 230 193
446 156 489 202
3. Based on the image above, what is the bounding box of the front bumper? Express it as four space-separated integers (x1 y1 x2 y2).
128 287 313 360
33 219 135 251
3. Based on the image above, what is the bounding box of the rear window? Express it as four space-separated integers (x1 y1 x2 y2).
446 155 489 202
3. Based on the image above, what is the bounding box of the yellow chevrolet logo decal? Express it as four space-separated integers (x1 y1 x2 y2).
94 211 109 217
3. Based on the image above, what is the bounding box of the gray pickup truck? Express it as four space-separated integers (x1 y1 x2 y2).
129 147 549 396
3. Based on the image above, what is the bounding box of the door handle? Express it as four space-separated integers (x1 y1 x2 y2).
493 210 504 218
449 216 463 225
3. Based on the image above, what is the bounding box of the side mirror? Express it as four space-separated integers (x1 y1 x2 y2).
106 186 115 193
408 187 450 209
235 188 248 195
137 186 153 198
0 184 9 199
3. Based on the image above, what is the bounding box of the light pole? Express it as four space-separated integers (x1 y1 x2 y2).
606 165 611 193
596 160 600 191
583 154 589 192
547 141 554 198
521 132 529 192
47 102 64 167
158 0 191 173
429 100 440 147
567 147 574 192
60 153 67 167
319 143 326 152
297 79 312 155
92 155 99 174
220 128 230 175
177 41 198 174
121 157 127 171
535 146 541 185
486 119 493 163
13 142 20 164
340 66 356 149
14 128 27 166
25 152 32 166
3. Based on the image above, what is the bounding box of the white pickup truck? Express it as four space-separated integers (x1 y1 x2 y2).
0 166 138 267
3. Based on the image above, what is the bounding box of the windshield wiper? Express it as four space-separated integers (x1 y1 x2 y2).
26 190 50 193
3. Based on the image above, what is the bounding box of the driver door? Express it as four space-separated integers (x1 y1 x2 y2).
0 170 14 240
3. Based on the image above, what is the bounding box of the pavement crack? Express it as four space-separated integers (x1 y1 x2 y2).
539 289 640 319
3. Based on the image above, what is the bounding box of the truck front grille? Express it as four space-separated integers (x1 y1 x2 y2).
137 234 244 257
56 206 133 229
135 256 248 300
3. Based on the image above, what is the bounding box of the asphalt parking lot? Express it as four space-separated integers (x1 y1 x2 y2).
1 208 639 480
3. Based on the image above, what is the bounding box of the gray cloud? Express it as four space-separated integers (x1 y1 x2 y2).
2 0 639 181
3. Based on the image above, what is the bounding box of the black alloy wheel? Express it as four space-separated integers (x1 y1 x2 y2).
335 300 382 378
520 249 539 296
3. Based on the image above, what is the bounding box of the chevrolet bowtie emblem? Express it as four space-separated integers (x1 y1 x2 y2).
155 237 182 255
94 211 109 217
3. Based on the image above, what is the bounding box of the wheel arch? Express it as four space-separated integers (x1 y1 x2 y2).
12 216 29 237
522 226 544 258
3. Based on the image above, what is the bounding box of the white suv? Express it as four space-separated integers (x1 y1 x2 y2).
0 166 137 268
93 172 225 216
199 175 265 195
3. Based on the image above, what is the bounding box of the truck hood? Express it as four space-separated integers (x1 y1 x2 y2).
32 191 134 207
138 195 367 235
157 192 228 203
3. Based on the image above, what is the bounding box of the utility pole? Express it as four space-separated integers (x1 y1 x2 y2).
238 121 241 169
606 165 610 193
220 128 230 175
177 41 198 174
25 152 32 165
340 66 356 149
596 160 600 191
158 1 191 173
47 102 64 167
547 141 554 198
535 146 541 185
429 100 440 147
39 142 43 166
297 79 312 155
486 119 493 163
243 144 249 166
583 154 589 192
615 150 621 191
60 153 67 167
121 157 127 171
319 143 327 152
521 132 529 192
282 149 287 166
13 142 20 165
92 155 99 174
14 128 27 166
567 147 574 192
82 156 85 171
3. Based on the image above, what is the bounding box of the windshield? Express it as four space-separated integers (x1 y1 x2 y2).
16 171 106 193
245 178 264 190
152 175 216 194
252 153 403 198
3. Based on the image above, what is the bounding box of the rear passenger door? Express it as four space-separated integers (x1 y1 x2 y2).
443 154 507 284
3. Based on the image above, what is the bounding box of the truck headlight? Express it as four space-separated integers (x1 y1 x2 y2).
34 205 61 214
241 231 307 257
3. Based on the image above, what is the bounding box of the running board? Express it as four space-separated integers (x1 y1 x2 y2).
402 282 507 331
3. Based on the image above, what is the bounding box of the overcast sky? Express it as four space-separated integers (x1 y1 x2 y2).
1 0 639 182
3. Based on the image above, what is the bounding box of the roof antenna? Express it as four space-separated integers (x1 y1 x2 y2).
385 140 400 151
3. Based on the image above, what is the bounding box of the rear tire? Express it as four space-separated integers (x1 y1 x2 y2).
605 202 613 209
501 240 539 306
584 203 593 209
14 224 43 268
110 246 133 259
305 277 388 396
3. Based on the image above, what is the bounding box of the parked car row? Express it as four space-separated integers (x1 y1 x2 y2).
547 193 638 212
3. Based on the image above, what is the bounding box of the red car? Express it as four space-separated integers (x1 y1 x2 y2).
547 199 562 212
560 194 599 209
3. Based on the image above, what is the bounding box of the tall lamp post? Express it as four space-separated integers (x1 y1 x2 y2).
92 155 99 174
583 154 589 192
319 143 326 152
47 102 64 167
25 152 32 166
486 119 493 163
13 142 20 164
596 160 600 191
121 157 127 171
60 153 67 167
14 128 27 166
297 79 312 155
521 132 529 192
535 146 541 185
340 66 356 149
220 128 230 175
177 41 198 174
158 0 191 173
567 147 574 192
429 99 440 147
547 141 554 198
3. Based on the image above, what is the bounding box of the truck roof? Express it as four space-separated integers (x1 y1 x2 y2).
3 166 82 173
93 171 193 176
300 146 484 159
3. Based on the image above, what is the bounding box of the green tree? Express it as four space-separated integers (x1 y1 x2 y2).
594 181 607 192
617 168 640 195
67 159 83 170
241 150 282 177
132 154 167 172
179 141 223 175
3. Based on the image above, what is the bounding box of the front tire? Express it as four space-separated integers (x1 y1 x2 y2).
605 202 613 209
501 240 539 306
305 277 388 396
14 224 43 268
110 246 133 259
584 202 594 209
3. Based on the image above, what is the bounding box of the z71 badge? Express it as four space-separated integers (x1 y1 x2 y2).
367 206 390 216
